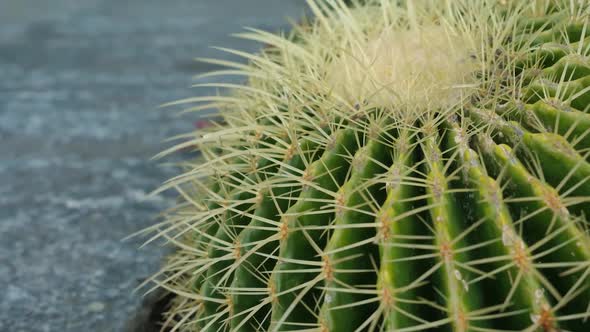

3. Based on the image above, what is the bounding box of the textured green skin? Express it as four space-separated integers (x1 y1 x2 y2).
270 128 360 330
526 75 590 111
523 133 590 213
319 138 391 331
446 123 546 330
378 132 438 330
230 138 323 331
501 100 590 154
194 123 301 329
480 141 590 331
423 135 487 332
198 154 278 331
165 3 590 331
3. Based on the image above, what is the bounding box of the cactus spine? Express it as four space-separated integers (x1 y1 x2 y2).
149 0 590 331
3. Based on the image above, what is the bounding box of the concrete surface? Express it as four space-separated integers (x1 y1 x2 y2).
0 1 308 331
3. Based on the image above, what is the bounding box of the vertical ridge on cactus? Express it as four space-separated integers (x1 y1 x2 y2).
146 0 590 331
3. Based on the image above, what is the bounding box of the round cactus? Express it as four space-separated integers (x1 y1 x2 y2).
150 0 590 331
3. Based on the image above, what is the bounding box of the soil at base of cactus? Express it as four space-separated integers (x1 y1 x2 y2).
125 290 175 332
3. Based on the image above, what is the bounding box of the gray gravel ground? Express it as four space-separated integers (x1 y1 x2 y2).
0 1 307 331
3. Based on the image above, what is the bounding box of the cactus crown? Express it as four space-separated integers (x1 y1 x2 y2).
324 3 479 110
147 0 590 331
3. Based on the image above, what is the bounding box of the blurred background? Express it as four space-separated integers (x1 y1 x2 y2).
0 1 308 331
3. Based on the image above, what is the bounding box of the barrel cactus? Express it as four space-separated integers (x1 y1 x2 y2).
150 0 590 330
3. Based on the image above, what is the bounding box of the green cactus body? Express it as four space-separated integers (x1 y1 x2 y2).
151 1 590 331
229 137 324 331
